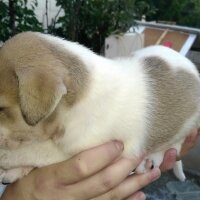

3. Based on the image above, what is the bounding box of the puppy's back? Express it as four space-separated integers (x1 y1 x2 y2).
135 46 200 152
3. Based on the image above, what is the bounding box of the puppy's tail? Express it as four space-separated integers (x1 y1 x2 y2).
173 160 186 182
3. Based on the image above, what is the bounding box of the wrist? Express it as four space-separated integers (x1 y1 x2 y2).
1 184 16 200
1 180 33 200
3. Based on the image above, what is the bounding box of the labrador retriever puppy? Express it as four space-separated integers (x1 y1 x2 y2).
0 32 200 184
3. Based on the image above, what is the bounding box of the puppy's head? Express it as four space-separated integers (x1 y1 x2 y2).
0 32 68 149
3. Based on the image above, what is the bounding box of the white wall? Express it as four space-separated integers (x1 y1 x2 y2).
29 0 64 30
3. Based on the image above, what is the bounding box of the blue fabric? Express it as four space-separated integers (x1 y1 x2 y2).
0 185 6 197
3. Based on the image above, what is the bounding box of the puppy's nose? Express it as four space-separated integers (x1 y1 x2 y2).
2 181 10 185
1 177 11 185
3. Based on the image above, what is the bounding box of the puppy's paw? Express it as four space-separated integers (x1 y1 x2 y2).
173 160 186 182
0 167 33 184
135 159 153 174
135 152 164 174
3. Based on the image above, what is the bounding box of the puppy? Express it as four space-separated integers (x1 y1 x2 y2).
0 32 200 184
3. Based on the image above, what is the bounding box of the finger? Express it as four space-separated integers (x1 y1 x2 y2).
92 168 160 200
71 157 143 200
126 191 146 200
46 140 124 184
109 167 160 200
179 130 199 159
160 149 177 171
184 130 198 146
198 128 200 137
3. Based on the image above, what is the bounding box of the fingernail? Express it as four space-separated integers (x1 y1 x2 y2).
135 192 146 200
150 167 161 181
114 140 124 151
168 149 177 162
169 149 177 157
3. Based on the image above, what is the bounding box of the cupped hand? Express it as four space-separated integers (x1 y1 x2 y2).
1 129 199 200
1 141 160 200
160 128 200 172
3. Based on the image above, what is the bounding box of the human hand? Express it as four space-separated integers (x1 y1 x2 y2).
178 128 200 159
160 129 200 172
1 141 161 200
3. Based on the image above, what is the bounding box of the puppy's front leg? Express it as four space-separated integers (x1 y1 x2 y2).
0 140 66 169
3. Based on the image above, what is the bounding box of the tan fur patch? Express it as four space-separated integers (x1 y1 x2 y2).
0 32 89 125
2 32 90 106
0 32 90 142
143 56 200 152
0 63 18 125
42 38 90 106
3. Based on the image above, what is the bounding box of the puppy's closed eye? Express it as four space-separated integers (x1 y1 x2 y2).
0 107 15 122
0 107 6 112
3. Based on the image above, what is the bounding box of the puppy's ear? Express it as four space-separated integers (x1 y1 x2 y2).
15 67 67 126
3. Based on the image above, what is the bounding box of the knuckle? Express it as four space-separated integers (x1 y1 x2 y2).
100 176 115 192
73 156 89 178
34 174 50 192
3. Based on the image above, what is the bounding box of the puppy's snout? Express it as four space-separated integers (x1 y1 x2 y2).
0 171 11 185
2 180 10 185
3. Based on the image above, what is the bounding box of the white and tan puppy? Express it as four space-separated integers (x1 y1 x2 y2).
0 32 200 183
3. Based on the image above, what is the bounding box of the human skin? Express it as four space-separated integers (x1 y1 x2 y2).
1 141 160 200
160 129 200 172
1 130 199 200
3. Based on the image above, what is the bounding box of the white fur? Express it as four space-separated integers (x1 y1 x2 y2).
57 58 150 158
173 160 186 182
0 34 199 183
132 45 198 77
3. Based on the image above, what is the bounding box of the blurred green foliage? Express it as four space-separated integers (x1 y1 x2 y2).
49 0 200 52
50 0 138 52
146 0 200 28
15 0 43 32
0 0 200 53
0 0 42 42
0 1 10 41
